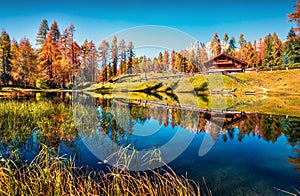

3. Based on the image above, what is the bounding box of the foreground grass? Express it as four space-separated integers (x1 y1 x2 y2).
0 146 204 196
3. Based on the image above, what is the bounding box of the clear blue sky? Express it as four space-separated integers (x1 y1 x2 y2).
0 0 297 48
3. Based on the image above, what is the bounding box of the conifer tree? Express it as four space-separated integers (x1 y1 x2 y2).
210 33 221 57
119 39 126 75
99 40 109 82
238 34 247 60
288 0 300 34
0 29 12 85
246 41 258 68
111 35 118 76
263 34 274 67
36 19 49 46
282 28 300 64
222 33 229 52
163 50 169 72
38 21 62 87
271 32 282 66
11 38 37 86
127 41 134 74
87 41 98 82
225 36 236 56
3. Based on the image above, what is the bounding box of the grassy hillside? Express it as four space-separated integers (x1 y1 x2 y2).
234 69 300 94
114 69 300 95
2 69 299 96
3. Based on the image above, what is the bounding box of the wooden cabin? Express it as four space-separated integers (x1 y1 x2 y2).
204 53 247 73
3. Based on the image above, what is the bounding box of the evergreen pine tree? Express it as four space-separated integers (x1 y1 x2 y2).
263 34 274 67
282 28 300 64
225 36 236 56
36 19 49 46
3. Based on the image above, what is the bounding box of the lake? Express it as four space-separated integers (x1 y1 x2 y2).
0 91 299 195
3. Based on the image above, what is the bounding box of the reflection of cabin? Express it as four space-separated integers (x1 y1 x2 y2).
204 53 247 73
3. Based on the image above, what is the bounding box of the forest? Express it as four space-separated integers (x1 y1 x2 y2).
0 4 299 89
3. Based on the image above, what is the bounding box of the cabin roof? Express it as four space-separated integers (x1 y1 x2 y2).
204 52 248 66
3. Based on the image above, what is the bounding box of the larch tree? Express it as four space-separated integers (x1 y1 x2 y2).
12 38 37 86
210 33 221 57
131 57 139 74
157 51 163 72
222 33 229 52
253 40 260 67
287 0 300 34
36 19 49 46
127 41 134 74
163 50 169 72
111 35 118 77
52 37 63 87
10 39 19 84
257 38 264 66
153 57 159 73
99 40 109 82
146 57 152 73
170 50 176 71
174 52 183 72
0 29 12 85
238 34 247 60
119 39 126 75
62 24 77 84
80 39 89 81
245 41 258 68
80 40 98 82
38 21 61 87
137 55 145 74
49 21 60 45
68 40 81 85
38 35 52 82
88 41 99 82
271 32 282 66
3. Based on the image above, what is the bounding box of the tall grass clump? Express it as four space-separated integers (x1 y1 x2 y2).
0 145 208 195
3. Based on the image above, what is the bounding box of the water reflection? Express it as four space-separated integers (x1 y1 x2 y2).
91 97 300 147
0 93 299 194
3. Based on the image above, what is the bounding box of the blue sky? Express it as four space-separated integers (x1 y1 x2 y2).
0 0 297 49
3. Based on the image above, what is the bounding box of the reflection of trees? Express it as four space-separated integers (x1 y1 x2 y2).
287 148 300 180
171 108 181 128
180 110 201 133
221 115 300 146
284 120 300 179
262 116 283 143
236 114 259 137
283 120 300 147
93 98 300 149
130 104 150 123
